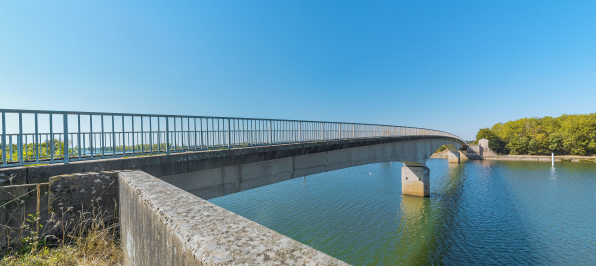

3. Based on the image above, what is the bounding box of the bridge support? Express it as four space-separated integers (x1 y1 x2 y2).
448 151 460 163
401 164 430 197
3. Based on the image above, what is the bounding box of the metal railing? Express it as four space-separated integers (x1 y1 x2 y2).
0 109 463 168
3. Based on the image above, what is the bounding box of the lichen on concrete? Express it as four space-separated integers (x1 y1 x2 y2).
48 171 119 236
119 170 349 265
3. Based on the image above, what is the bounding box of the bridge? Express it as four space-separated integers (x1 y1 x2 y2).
0 109 465 265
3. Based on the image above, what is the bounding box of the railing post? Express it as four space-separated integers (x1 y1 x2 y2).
18 113 23 164
132 117 135 155
299 121 302 143
141 117 145 154
1 112 5 166
352 124 355 139
50 115 53 162
112 116 116 156
227 118 231 149
102 115 105 157
63 113 69 164
77 115 81 159
166 116 170 155
268 120 272 145
90 116 94 158
121 116 125 155
35 113 39 163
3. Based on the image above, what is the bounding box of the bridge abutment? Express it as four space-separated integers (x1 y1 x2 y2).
448 151 460 163
401 164 430 197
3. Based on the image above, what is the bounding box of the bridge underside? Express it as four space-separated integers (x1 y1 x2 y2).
1 135 463 199
159 136 462 198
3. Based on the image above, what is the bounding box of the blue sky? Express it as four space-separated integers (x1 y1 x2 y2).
1 1 595 139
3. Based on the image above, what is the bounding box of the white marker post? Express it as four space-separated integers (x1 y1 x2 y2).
552 153 554 167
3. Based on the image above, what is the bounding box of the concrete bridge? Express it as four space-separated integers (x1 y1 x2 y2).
159 135 464 198
0 109 465 264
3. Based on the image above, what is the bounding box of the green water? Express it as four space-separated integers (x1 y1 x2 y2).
210 159 596 265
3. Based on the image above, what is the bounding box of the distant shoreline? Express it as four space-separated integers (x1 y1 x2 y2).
431 153 596 162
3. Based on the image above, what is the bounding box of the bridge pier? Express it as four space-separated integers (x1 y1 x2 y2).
448 151 460 163
401 164 430 197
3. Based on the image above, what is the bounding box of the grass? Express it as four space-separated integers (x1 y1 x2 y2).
1 224 122 265
23 163 50 168
1 174 123 265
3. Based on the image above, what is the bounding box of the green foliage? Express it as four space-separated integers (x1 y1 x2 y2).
19 212 46 254
435 146 447 153
475 128 506 153
1 139 68 161
475 113 596 155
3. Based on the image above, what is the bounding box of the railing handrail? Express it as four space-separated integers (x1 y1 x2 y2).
0 108 456 135
0 108 464 168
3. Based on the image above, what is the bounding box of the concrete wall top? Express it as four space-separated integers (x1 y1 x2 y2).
119 170 349 265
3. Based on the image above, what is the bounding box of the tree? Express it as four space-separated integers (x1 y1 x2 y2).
475 128 505 153
475 113 596 156
548 133 563 154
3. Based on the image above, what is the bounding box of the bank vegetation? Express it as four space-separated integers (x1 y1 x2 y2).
1 177 122 266
474 113 596 156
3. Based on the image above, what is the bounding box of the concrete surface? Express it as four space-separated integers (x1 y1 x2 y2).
119 170 349 266
401 165 430 197
158 137 462 199
447 151 460 163
0 136 463 187
47 171 119 237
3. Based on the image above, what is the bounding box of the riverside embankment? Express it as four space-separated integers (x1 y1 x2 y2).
431 152 596 162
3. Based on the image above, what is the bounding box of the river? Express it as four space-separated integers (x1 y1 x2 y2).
209 159 596 265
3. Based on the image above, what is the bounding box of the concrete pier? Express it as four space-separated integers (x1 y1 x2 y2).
448 150 460 163
401 164 430 197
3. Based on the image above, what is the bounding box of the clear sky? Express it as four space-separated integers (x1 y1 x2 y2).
1 1 595 140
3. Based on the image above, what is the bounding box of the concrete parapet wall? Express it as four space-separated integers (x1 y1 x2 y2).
119 170 348 266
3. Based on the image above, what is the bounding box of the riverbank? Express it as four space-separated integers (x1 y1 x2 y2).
431 152 596 162
484 155 596 162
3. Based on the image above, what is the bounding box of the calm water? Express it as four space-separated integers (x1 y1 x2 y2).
210 159 596 265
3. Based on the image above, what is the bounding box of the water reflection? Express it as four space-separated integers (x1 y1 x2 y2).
210 159 596 265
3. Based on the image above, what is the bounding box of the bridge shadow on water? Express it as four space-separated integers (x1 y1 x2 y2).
210 159 542 265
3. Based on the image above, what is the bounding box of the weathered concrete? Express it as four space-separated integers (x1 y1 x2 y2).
47 171 119 237
401 165 430 197
158 137 462 199
479 138 489 151
1 135 463 249
1 184 49 248
0 136 462 186
119 170 348 266
447 151 460 163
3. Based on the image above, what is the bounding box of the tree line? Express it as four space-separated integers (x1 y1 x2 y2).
475 113 596 156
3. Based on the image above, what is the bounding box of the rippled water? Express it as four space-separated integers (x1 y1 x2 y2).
210 159 596 265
